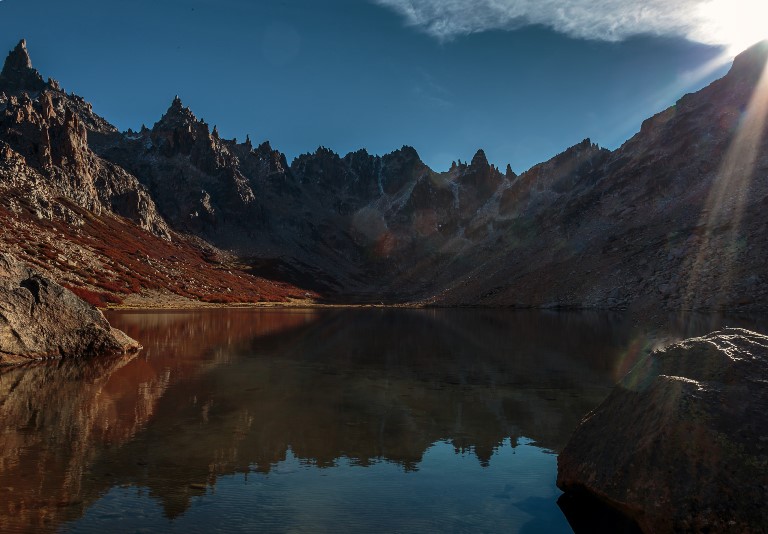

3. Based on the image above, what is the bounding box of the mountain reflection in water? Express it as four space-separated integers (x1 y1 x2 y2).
0 308 764 533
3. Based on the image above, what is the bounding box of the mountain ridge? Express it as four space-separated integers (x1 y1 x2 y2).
1 38 767 311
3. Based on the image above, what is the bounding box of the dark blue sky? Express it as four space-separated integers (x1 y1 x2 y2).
0 0 732 172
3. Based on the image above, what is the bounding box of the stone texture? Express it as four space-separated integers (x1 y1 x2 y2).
0 253 140 364
0 41 171 239
557 328 768 533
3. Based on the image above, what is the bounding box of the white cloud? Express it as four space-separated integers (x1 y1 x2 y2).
373 0 768 52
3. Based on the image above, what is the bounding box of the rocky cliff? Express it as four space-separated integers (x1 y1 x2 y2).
0 40 314 306
0 40 170 238
2 39 768 310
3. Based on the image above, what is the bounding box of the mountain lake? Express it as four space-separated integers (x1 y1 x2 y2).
1 308 765 533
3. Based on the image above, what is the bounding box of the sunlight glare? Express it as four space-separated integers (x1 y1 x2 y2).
697 0 768 56
682 55 768 311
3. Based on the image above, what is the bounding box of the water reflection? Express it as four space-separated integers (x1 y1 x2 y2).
0 308 764 533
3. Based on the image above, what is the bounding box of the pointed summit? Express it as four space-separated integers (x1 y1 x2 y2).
6 40 32 70
0 39 46 93
470 149 489 169
154 95 198 130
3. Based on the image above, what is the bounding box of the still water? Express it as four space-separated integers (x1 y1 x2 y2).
1 308 765 533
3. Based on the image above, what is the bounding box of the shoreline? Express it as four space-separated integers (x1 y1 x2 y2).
104 292 428 311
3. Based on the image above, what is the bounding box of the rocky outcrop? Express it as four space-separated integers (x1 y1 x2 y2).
0 40 45 94
0 253 140 364
0 42 171 239
557 328 768 533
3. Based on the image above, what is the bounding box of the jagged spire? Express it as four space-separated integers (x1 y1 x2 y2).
0 39 46 93
153 94 198 130
470 148 489 168
6 40 32 70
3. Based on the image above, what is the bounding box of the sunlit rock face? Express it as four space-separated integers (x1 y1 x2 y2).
0 41 312 306
0 40 170 239
557 328 768 533
0 253 140 364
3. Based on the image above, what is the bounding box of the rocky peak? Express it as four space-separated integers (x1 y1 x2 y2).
505 164 517 180
150 96 214 157
544 139 604 169
728 39 768 83
5 39 32 70
453 148 504 214
250 140 289 174
290 146 343 184
0 39 46 93
154 96 198 130
391 145 419 163
511 138 608 198
255 140 273 155
372 145 429 196
470 149 489 169
343 148 377 173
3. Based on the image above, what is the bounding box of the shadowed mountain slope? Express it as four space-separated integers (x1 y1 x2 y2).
2 39 768 310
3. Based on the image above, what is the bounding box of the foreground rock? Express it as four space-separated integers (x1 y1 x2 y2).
0 253 140 364
557 328 768 533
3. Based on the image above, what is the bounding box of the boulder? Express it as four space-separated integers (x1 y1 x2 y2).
0 253 140 365
557 328 768 533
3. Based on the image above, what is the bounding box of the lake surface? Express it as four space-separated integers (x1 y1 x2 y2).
1 308 765 533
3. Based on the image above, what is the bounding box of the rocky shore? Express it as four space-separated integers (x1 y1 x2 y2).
0 253 140 365
557 328 768 533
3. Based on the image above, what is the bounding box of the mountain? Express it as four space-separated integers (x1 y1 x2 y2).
1 38 767 311
0 40 312 306
434 41 768 312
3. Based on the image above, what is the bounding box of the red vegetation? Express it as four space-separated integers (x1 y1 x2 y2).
63 284 124 307
0 193 316 307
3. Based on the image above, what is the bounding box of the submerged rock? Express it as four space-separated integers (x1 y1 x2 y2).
557 328 768 533
0 253 140 364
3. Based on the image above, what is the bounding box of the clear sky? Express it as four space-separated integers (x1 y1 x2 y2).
1 0 760 173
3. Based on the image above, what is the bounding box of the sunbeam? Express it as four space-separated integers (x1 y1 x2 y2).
682 52 768 312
